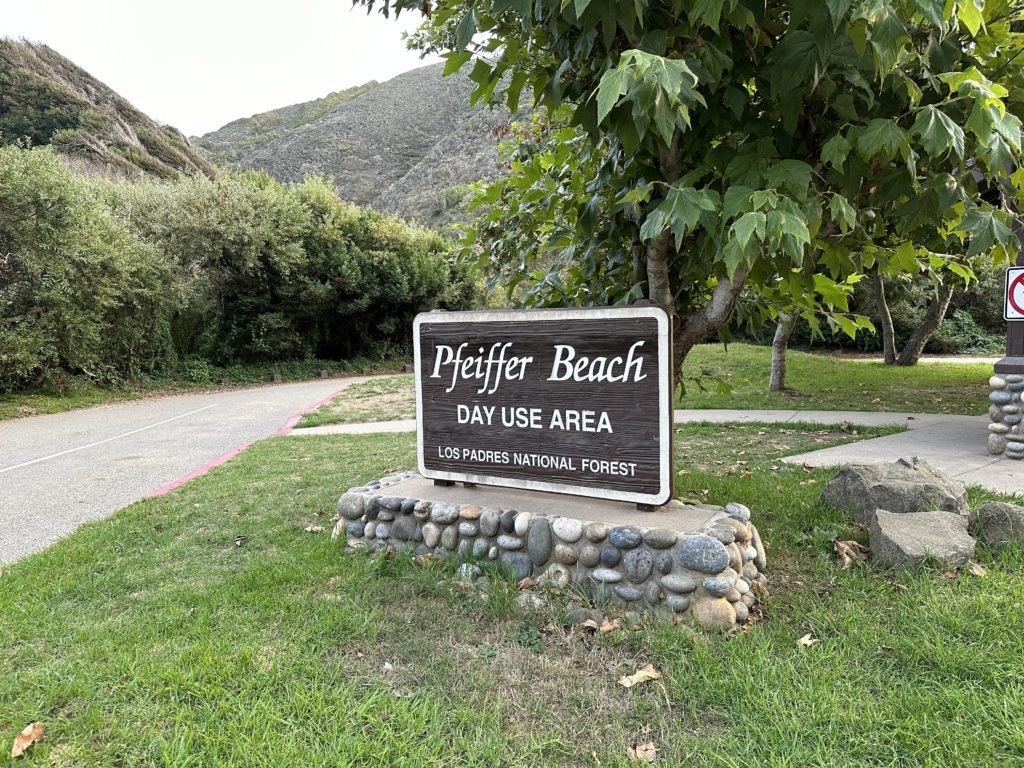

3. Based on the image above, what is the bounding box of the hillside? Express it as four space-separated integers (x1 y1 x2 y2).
196 64 512 226
0 39 214 179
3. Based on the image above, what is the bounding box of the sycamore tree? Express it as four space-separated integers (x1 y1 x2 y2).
361 0 1024 381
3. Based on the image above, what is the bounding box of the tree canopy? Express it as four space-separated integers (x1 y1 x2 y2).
362 0 1024 374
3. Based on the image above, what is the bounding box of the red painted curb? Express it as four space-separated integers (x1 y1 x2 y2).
149 382 352 497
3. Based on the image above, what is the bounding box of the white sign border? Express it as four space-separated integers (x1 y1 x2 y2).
1005 265 1024 322
413 306 673 506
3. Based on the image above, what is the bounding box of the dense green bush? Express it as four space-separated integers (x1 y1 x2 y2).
0 146 477 392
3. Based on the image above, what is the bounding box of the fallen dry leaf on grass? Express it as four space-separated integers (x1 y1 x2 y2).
10 722 44 758
627 742 658 762
303 525 325 533
414 554 439 566
968 563 987 577
233 535 250 547
797 633 819 648
516 577 536 591
833 539 869 569
600 616 620 634
618 664 662 688
580 618 600 631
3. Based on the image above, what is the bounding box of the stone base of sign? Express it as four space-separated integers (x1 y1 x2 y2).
988 374 1024 460
333 472 767 632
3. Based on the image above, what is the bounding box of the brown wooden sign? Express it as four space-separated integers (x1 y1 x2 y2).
414 307 673 505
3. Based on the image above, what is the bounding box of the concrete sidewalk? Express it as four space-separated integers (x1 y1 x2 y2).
288 409 1021 495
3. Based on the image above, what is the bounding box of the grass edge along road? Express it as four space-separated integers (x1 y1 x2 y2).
298 344 994 428
2 423 1022 766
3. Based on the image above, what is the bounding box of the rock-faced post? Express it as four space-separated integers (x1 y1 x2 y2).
989 246 1024 459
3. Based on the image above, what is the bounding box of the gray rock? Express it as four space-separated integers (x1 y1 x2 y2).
376 510 395 522
414 543 431 556
991 375 1008 389
479 507 501 537
488 546 498 560
363 521 376 539
585 522 609 542
496 534 523 551
733 601 749 624
379 496 403 511
654 551 673 575
613 584 642 601
337 492 365 520
500 551 533 581
346 520 364 538
676 535 731 573
725 502 751 521
441 525 459 550
514 512 532 537
661 573 698 593
623 549 654 583
527 517 553 565
751 525 767 571
457 562 481 580
565 606 593 626
822 457 969 523
459 504 482 520
579 544 601 567
375 523 391 540
500 509 517 533
590 567 623 584
989 423 1011 434
692 597 736 631
990 404 1004 421
709 525 736 545
643 528 678 549
456 538 472 561
392 516 419 541
600 545 621 567
644 580 662 604
869 509 976 568
554 544 578 565
515 592 547 610
971 501 1024 550
990 434 1008 455
431 502 460 525
400 498 417 515
422 522 441 548
552 517 584 543
991 390 1014 405
458 521 479 537
364 495 380 520
473 537 491 558
666 595 690 612
1004 413 1023 426
542 563 571 589
412 500 432 521
703 570 736 598
609 526 643 549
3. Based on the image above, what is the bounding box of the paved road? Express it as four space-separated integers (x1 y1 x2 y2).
0 377 370 563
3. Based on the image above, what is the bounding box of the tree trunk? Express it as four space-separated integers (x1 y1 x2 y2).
895 283 954 366
768 312 797 392
873 272 897 365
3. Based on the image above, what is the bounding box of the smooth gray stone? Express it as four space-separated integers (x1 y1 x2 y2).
666 595 690 612
579 544 600 567
430 502 460 525
375 523 391 540
441 525 458 550
643 528 678 549
584 522 609 542
496 534 523 551
608 526 642 549
473 537 491 559
554 544 578 564
500 509 517 533
971 501 1024 549
379 496 403 511
661 573 698 593
622 548 654 583
552 517 584 543
600 545 621 567
654 551 673 575
590 567 623 584
422 522 441 548
337 492 365 520
613 584 642 601
991 390 1014 404
458 521 479 537
869 509 975 568
527 517 553 565
725 502 751 521
480 507 501 537
703 573 736 598
392 516 419 541
346 520 364 538
644 580 662 605
400 498 417 515
456 538 472 561
376 510 395 522
676 535 730 573
500 551 532 581
708 525 736 545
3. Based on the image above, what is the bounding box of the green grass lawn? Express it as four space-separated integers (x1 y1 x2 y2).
680 343 993 415
2 424 1021 766
298 375 415 428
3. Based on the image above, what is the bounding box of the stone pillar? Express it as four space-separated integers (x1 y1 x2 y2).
992 250 1024 459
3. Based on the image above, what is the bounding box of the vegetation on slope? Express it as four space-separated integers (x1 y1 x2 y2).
0 38 214 179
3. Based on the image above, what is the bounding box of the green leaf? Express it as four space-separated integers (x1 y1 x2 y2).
731 211 767 251
911 106 965 159
722 185 754 220
443 51 472 76
868 4 911 73
828 193 857 233
962 208 1014 257
769 31 819 97
455 9 477 51
595 67 631 123
766 160 813 199
574 0 592 16
857 118 908 160
957 0 984 36
826 0 854 28
813 273 851 308
687 0 726 30
912 0 947 27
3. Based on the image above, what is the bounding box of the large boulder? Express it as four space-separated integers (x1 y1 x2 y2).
869 509 975 568
970 501 1024 550
822 457 968 524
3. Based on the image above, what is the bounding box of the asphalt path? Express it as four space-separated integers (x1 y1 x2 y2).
0 377 371 563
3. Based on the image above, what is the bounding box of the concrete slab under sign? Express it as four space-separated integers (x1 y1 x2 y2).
383 476 720 531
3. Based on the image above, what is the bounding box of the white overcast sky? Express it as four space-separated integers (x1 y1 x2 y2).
4 0 439 136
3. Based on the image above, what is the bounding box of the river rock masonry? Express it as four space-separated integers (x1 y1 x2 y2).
333 472 766 632
988 374 1024 459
